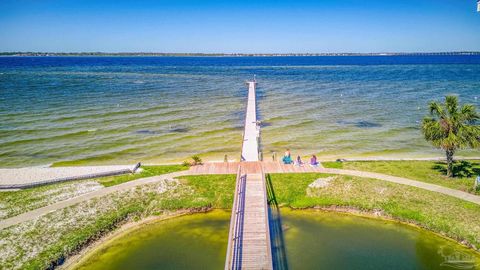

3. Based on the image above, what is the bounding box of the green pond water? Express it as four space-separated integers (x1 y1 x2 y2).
73 209 480 270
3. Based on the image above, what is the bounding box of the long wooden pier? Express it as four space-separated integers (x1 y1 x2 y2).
225 80 274 270
241 81 260 162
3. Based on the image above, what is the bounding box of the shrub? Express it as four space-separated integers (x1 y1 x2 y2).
191 155 203 165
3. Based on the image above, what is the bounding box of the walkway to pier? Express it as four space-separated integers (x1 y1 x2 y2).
225 168 273 270
188 161 324 174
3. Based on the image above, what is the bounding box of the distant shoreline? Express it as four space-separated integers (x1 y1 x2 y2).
1 52 480 57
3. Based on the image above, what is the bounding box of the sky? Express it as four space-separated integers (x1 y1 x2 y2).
0 0 479 53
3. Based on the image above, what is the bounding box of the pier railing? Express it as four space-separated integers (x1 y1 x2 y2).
261 166 274 269
225 166 247 270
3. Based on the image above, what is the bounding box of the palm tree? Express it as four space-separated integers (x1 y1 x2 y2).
421 95 480 177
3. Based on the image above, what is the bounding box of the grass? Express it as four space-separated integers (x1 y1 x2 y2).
0 180 102 220
96 165 189 187
268 173 480 249
25 202 144 270
2 188 158 269
176 174 236 208
144 174 236 210
323 160 480 194
0 174 235 269
0 165 189 220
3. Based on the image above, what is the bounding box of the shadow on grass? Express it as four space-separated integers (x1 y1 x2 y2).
266 174 289 270
431 160 480 178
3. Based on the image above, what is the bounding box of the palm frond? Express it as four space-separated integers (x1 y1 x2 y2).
422 95 480 151
460 104 480 123
428 101 445 118
445 95 459 117
458 125 480 149
421 117 444 147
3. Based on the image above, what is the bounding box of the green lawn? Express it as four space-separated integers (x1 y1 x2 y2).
142 174 237 210
322 160 480 194
268 173 480 249
176 174 236 209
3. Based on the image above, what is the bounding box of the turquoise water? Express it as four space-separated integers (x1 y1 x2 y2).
72 210 480 270
1 56 479 167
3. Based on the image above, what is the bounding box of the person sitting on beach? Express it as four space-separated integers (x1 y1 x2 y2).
310 155 319 167
295 155 304 166
282 149 293 164
282 155 293 164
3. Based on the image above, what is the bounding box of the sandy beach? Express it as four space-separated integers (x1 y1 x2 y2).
0 165 138 187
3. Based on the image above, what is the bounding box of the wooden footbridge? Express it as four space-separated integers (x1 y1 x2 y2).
224 80 274 270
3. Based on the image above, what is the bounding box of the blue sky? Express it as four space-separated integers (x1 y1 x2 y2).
0 0 479 53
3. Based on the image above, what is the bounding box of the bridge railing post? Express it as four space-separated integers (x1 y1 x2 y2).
225 165 244 270
261 166 274 269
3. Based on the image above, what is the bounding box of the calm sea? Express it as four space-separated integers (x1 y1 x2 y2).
1 56 479 167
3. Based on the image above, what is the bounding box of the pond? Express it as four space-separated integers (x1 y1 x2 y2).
280 209 480 269
71 209 480 270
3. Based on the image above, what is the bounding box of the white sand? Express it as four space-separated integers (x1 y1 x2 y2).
0 165 136 186
308 176 335 189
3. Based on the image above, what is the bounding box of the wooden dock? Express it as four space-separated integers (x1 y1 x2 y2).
225 167 273 270
241 81 260 161
225 80 273 270
188 161 324 175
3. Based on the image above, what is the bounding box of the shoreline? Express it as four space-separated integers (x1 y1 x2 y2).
60 206 480 270
1 156 480 170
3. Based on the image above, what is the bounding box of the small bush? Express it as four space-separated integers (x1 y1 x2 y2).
182 155 203 166
191 155 203 165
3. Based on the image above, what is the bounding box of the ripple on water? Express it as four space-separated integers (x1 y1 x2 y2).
1 57 480 166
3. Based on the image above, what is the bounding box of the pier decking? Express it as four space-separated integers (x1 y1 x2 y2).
225 169 273 270
241 81 260 162
225 80 273 270
188 161 324 175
